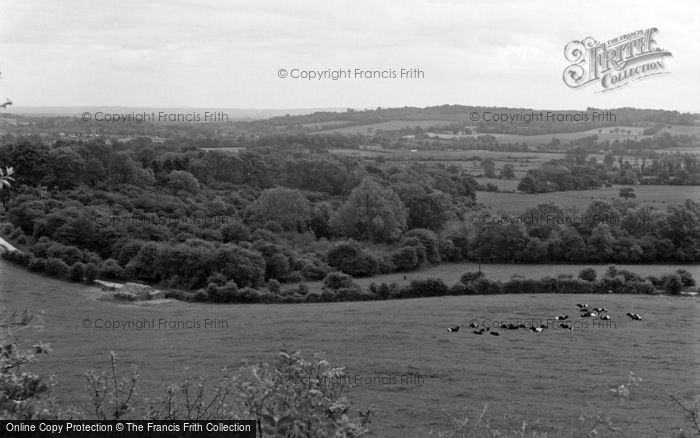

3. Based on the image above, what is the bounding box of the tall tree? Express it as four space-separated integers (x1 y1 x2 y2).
331 178 407 243
249 187 311 232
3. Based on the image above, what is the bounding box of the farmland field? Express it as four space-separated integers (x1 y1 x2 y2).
317 120 455 134
427 125 654 145
303 262 700 295
477 184 700 212
1 260 698 437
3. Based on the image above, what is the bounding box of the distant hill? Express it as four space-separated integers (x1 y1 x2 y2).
7 106 348 120
265 105 698 126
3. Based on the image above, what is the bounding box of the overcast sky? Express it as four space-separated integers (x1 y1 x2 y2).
0 0 698 112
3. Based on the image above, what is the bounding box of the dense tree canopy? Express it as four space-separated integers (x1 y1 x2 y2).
331 178 407 243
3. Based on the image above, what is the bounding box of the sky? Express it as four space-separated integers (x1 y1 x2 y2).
0 0 698 112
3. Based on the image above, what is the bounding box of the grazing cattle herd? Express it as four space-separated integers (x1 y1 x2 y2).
447 303 644 336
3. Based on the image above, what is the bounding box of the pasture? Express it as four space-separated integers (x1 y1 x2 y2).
477 184 700 212
427 125 654 146
302 262 700 296
1 260 698 437
331 148 566 179
317 119 452 135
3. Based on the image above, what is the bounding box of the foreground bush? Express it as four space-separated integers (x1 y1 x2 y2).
1 314 374 436
327 242 379 277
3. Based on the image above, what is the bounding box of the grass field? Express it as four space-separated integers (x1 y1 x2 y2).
303 262 700 296
318 120 452 135
427 125 655 146
319 120 700 143
477 185 700 212
2 260 699 437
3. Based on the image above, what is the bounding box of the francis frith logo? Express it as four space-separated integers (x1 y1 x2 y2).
563 28 672 92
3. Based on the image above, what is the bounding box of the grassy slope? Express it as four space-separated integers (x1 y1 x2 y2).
2 260 698 437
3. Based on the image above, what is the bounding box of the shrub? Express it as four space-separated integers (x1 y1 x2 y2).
599 275 626 294
305 291 323 302
68 262 86 282
616 269 644 282
460 271 486 284
335 287 364 301
166 170 200 193
630 280 656 295
403 278 449 298
376 256 394 274
263 220 284 233
323 272 357 291
297 284 309 295
376 282 391 300
326 242 378 277
47 243 83 266
116 240 144 266
438 239 458 262
237 287 264 303
675 269 696 288
0 223 13 235
221 221 250 243
399 237 427 264
578 267 597 282
215 244 266 288
1 249 31 266
474 278 501 295
285 270 304 283
30 238 52 259
391 246 419 272
99 258 126 281
84 263 98 284
206 272 227 286
266 253 291 280
10 228 22 239
450 281 476 295
192 290 207 302
217 281 240 303
45 258 70 279
663 274 683 295
268 279 282 294
29 257 47 273
604 264 619 278
403 229 441 264
646 275 661 287
300 259 331 281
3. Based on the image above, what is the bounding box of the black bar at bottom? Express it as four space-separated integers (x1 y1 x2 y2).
0 420 256 438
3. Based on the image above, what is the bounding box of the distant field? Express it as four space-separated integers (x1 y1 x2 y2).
428 126 654 146
659 146 700 154
299 120 353 129
660 124 700 136
2 260 698 437
304 262 700 295
477 185 700 212
473 177 521 191
317 119 698 148
331 148 564 162
318 120 452 134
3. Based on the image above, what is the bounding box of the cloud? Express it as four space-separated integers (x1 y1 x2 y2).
0 0 697 111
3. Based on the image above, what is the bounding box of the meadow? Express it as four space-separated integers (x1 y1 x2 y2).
303 262 700 295
317 119 452 135
477 185 700 212
2 260 698 437
426 125 653 145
